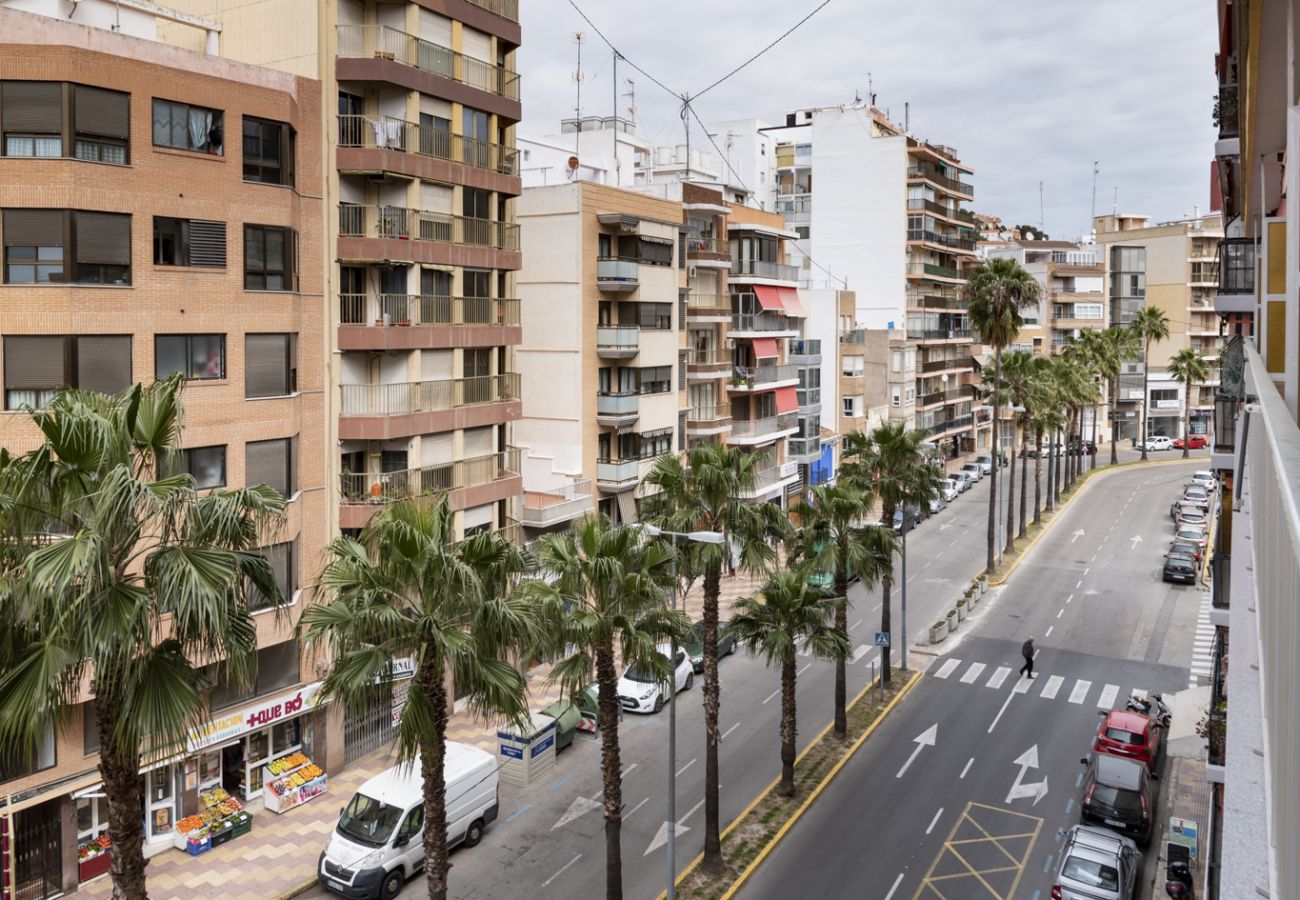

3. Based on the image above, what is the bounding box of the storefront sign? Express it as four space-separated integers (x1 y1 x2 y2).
391 680 412 727
187 682 323 752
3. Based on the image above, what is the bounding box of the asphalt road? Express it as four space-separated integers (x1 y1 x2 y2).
737 458 1208 900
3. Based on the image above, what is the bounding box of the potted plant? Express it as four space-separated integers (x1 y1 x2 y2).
978 575 989 594
945 608 957 631
956 598 967 621
929 621 947 644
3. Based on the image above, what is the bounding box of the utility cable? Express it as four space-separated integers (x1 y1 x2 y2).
693 0 832 101
566 0 681 102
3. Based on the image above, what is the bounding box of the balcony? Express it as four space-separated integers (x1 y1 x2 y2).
686 349 730 378
728 412 800 446
921 414 973 438
730 364 800 391
920 356 976 374
730 259 800 283
596 391 640 426
906 197 962 220
337 114 517 177
796 387 821 412
339 448 521 529
730 312 796 337
338 205 519 257
1190 263 1220 286
919 387 970 408
1216 237 1255 314
906 327 972 342
597 325 640 358
788 339 822 366
907 165 975 198
522 479 594 529
686 293 730 322
338 374 520 440
906 287 967 311
840 329 868 345
736 466 794 499
1213 82 1238 139
906 229 977 254
686 405 731 435
906 262 963 281
464 0 519 22
337 294 521 351
686 236 731 266
596 458 640 492
596 258 639 292
788 436 822 461
335 25 520 102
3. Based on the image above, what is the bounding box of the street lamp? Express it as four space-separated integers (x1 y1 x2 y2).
639 523 726 900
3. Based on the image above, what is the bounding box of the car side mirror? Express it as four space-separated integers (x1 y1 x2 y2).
1080 757 1089 765
1098 710 1107 716
394 834 410 848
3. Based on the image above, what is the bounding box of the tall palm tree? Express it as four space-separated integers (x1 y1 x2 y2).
1028 380 1063 520
841 424 943 685
1003 352 1047 540
1070 329 1109 470
641 445 785 874
996 350 1032 552
727 570 848 796
1168 348 1212 459
0 378 285 900
1097 327 1140 465
1130 306 1172 460
525 515 687 900
792 484 896 739
1054 356 1094 492
966 257 1042 573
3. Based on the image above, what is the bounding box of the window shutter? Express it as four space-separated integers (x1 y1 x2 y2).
4 336 68 389
244 334 288 399
187 219 226 268
678 349 687 390
3 209 65 247
75 335 132 394
73 85 129 139
1 82 62 132
678 411 687 451
288 435 298 495
245 438 289 495
289 229 299 292
74 212 131 265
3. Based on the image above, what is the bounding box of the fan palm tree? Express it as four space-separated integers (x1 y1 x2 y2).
1168 348 1212 459
1130 307 1172 460
966 257 1042 574
0 378 285 900
1027 380 1063 521
1069 330 1109 471
792 484 896 739
524 515 687 900
1002 352 1047 540
727 570 848 796
301 496 533 900
641 445 785 874
841 424 943 685
995 350 1031 552
1096 327 1140 465
1054 356 1095 492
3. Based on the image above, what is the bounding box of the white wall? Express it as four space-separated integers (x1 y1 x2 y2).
805 288 840 439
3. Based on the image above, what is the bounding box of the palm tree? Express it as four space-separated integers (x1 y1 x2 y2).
727 570 848 796
996 350 1030 552
1070 330 1109 470
966 257 1042 574
301 496 532 900
1168 348 1212 459
641 445 785 874
1054 356 1094 492
0 378 285 900
792 484 896 738
1027 380 1063 520
1097 327 1140 465
1001 351 1046 541
1130 306 1172 460
841 424 943 685
524 515 687 900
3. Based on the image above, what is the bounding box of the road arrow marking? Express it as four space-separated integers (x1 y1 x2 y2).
1129 534 1144 549
644 798 705 855
1005 744 1049 805
553 795 602 830
1071 529 1086 543
895 723 938 778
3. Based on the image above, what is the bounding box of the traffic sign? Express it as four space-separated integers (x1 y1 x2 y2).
874 632 890 647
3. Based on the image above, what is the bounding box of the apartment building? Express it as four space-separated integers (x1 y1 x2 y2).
0 6 325 896
1094 212 1224 442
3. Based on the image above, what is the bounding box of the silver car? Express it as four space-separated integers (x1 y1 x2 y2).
1053 825 1141 899
948 472 971 493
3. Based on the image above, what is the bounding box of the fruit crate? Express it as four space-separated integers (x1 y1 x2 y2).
208 821 235 848
184 836 212 857
231 813 252 839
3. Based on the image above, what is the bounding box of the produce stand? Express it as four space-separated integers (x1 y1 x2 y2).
262 753 328 814
77 835 111 881
173 788 249 855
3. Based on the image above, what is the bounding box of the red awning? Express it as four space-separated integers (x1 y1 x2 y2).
778 287 805 317
753 284 784 311
751 337 779 359
774 386 798 414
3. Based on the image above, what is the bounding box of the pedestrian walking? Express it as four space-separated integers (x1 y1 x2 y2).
1019 636 1035 679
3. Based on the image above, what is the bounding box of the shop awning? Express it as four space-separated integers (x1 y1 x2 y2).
775 386 798 414
779 287 805 317
753 284 785 311
751 337 779 359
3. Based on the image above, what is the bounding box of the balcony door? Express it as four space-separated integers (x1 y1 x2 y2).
338 91 363 146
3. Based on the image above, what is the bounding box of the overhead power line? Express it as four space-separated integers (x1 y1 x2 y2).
566 0 681 101
693 0 832 101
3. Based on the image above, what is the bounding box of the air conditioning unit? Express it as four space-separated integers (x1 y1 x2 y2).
687 266 698 278
725 338 736 350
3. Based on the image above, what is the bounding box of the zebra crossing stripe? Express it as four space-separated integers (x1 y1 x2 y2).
1040 675 1064 700
851 645 870 664
934 658 961 679
1097 684 1119 709
986 666 1011 689
1069 680 1092 704
960 662 986 684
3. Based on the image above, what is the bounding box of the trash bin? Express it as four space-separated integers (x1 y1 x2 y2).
496 713 558 786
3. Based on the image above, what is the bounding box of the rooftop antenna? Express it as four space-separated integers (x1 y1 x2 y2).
573 32 585 156
611 51 619 186
1112 186 1119 216
622 78 637 127
904 101 909 133
1090 161 1100 227
1039 181 1045 233
868 72 874 106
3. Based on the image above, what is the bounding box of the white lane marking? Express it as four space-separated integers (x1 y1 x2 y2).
936 551 945 559
621 763 637 780
1075 580 1083 589
720 722 741 742
1040 675 1064 700
934 658 962 679
1067 593 1074 603
763 688 779 705
675 758 696 777
1045 626 1054 638
850 619 862 631
884 872 905 900
678 797 705 823
986 666 1011 689
1069 680 1092 704
895 724 938 778
1056 608 1064 619
907 574 916 583
960 662 987 684
797 662 812 676
1097 684 1119 709
851 645 870 664
989 689 1017 734
1084 567 1090 576
1091 553 1098 562
873 603 882 612
960 757 974 779
542 854 582 887
925 807 945 835
625 797 649 819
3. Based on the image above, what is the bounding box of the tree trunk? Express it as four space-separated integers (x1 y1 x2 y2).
419 659 451 900
1032 425 1044 526
879 502 895 687
779 656 797 797
1054 427 1064 503
1018 426 1030 539
1045 430 1055 513
1110 375 1120 466
986 350 1001 574
595 642 625 900
700 561 724 874
832 561 849 739
1140 340 1150 461
1182 393 1191 459
98 690 149 900
1090 402 1099 471
1005 418 1016 555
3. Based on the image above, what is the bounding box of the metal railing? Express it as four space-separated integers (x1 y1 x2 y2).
687 293 730 312
789 339 822 358
687 405 730 424
906 165 975 197
796 387 821 408
906 287 967 310
788 436 821 457
340 447 520 504
920 356 975 373
731 312 791 333
730 412 799 439
686 236 730 256
907 327 972 341
920 414 973 437
907 261 962 280
919 387 970 407
340 373 519 416
730 259 800 282
687 349 728 366
336 25 520 100
463 0 518 22
906 198 960 219
339 293 520 326
521 479 593 527
732 364 799 387
906 229 977 252
338 204 519 250
840 329 868 345
337 115 517 175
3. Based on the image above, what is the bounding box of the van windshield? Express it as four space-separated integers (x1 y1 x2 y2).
338 792 404 847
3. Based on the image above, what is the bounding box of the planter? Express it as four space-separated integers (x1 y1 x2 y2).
967 588 978 608
929 621 947 644
945 610 957 632
978 575 989 594
956 600 967 622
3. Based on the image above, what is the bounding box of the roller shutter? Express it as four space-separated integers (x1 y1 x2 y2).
188 219 226 268
4 336 68 390
73 85 130 139
244 334 290 398
75 335 132 394
74 211 131 265
1 82 62 133
3 209 65 247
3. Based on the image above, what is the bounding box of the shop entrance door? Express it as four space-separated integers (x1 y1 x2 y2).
13 799 63 900
344 685 396 763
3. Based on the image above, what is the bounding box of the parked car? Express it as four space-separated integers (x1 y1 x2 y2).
927 494 946 515
1140 436 1173 452
1094 709 1165 775
1067 438 1098 456
960 462 984 483
940 480 959 502
1181 485 1211 511
1170 505 1208 530
682 620 736 673
1079 754 1155 846
949 472 971 493
973 455 994 474
539 682 600 747
1190 471 1217 491
1168 539 1202 564
617 645 693 714
1052 824 1142 900
1174 525 1208 550
1169 500 1198 523
1162 552 1198 585
1172 434 1208 450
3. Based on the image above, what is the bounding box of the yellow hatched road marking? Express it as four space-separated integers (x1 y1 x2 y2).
913 801 1044 900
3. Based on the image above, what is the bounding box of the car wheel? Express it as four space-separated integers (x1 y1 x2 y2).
380 868 404 900
652 693 664 714
463 818 486 848
684 672 694 691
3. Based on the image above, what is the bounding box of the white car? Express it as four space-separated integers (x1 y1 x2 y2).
940 480 959 502
949 472 971 493
1142 436 1174 451
973 455 994 475
960 462 985 483
1175 524 1208 550
1191 471 1217 491
927 494 945 515
617 646 693 714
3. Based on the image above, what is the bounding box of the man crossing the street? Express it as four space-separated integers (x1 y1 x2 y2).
1019 636 1035 679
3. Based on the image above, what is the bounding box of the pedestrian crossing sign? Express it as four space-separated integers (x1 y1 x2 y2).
874 632 890 647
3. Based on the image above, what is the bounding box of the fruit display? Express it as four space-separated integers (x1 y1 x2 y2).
198 787 229 809
266 752 310 776
78 833 110 860
262 754 328 814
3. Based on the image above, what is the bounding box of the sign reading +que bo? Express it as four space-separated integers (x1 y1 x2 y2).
246 691 305 730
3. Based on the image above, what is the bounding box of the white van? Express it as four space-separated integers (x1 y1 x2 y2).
318 742 499 899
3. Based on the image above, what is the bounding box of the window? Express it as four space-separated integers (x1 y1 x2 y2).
1075 303 1104 320
618 301 671 330
162 445 226 489
245 436 297 497
156 334 225 380
891 386 901 407
843 395 863 418
905 386 916 403
637 365 671 395
244 224 295 290
73 85 130 163
843 356 864 377
244 333 296 398
2 81 63 157
2 81 130 163
2 209 64 282
617 428 672 460
248 539 296 611
72 211 132 283
3 334 131 409
2 208 132 285
152 99 223 154
242 116 294 186
154 217 227 267
0 721 55 781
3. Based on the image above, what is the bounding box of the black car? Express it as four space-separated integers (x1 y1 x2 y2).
1067 438 1098 456
1080 754 1155 846
1163 552 1198 585
682 620 736 673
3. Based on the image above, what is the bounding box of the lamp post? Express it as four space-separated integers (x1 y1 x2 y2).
640 523 726 900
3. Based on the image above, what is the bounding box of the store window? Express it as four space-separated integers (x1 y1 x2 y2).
146 765 176 839
75 796 110 877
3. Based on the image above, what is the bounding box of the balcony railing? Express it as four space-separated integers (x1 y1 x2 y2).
336 25 520 101
907 262 962 280
788 436 821 458
796 387 821 408
730 412 799 439
340 374 519 416
337 115 517 175
732 364 799 388
1214 82 1238 139
907 327 972 341
596 325 640 354
686 405 731 427
596 391 639 418
920 356 975 373
463 0 518 22
906 229 977 252
730 259 800 282
687 293 730 316
521 479 593 528
789 339 822 362
338 205 519 251
906 198 960 219
686 237 730 256
596 458 639 486
840 329 868 345
339 293 520 326
906 288 967 310
596 258 639 285
920 414 973 437
919 387 970 407
340 448 520 505
907 165 975 197
687 349 728 366
731 312 792 333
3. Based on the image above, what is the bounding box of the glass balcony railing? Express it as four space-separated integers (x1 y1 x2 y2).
596 325 640 353
731 312 792 333
730 259 800 282
337 115 517 175
596 459 639 485
596 258 639 285
336 25 520 100
596 391 639 418
340 374 519 416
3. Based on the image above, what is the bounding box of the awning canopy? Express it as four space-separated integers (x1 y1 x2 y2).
751 337 779 359
779 287 805 317
775 386 798 414
753 284 785 311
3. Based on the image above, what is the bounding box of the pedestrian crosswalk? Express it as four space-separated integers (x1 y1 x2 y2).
931 656 1159 712
1189 591 1215 688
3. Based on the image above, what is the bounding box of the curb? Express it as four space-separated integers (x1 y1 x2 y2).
279 880 318 899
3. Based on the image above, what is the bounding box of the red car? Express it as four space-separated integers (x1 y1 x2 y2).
1173 435 1208 449
1095 709 1164 775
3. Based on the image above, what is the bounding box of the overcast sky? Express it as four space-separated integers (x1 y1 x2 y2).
518 0 1218 241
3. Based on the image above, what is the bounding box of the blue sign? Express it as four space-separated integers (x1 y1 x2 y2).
809 443 836 486
874 632 890 647
499 745 524 760
530 734 556 758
